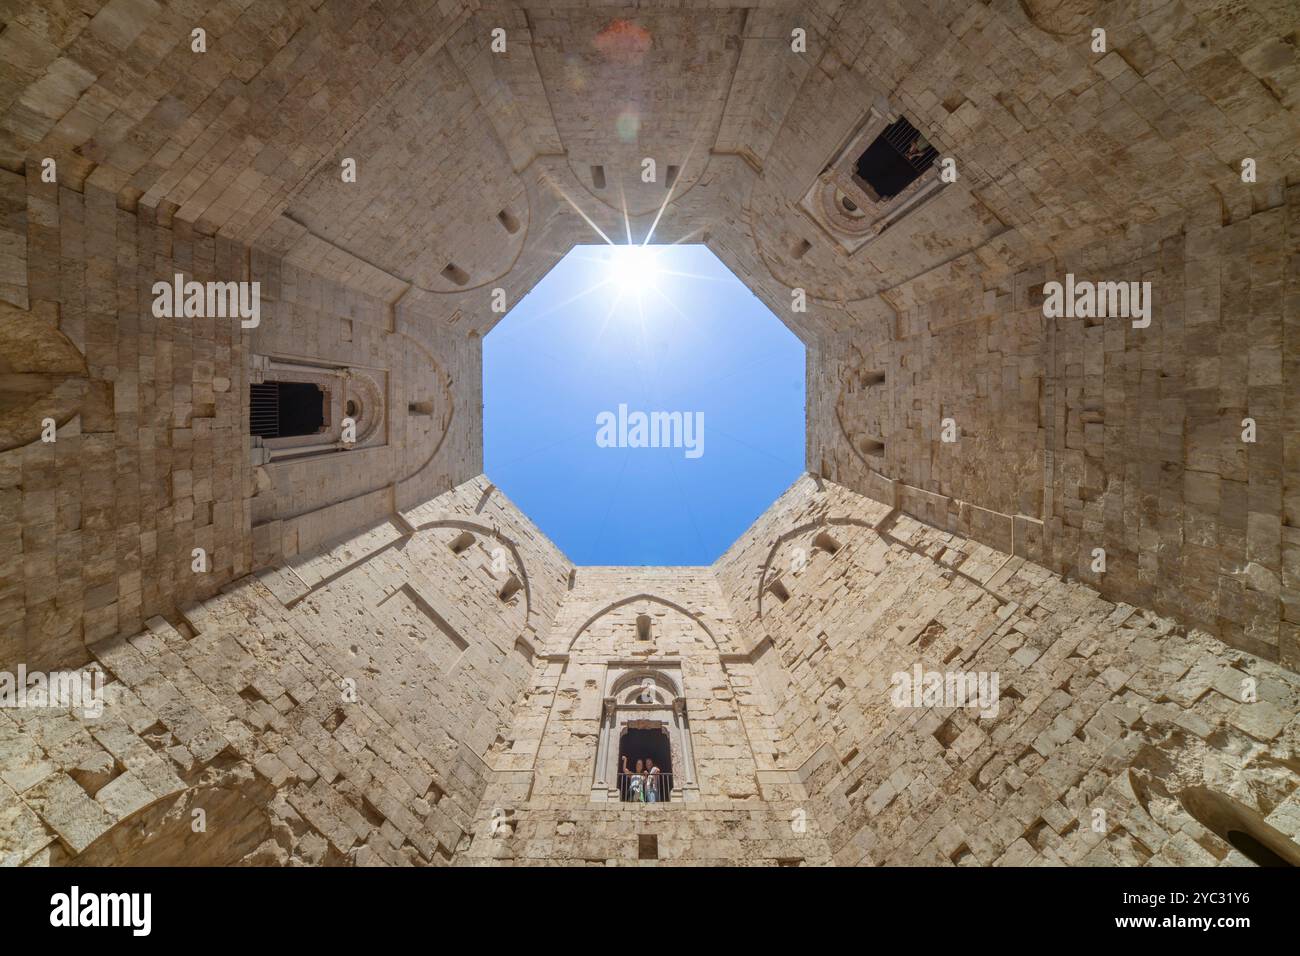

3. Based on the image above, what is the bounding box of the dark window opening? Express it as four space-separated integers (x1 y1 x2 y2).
793 238 812 259
768 578 791 603
638 834 658 860
441 263 470 286
619 727 673 803
497 209 520 233
591 165 606 189
665 165 679 188
857 437 885 458
636 614 651 640
814 530 842 554
449 531 475 554
499 573 522 603
250 381 325 439
409 400 433 416
854 116 938 201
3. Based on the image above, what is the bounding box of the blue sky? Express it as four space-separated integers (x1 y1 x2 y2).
483 244 805 566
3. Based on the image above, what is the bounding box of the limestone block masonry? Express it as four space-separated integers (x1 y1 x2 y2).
0 0 1297 866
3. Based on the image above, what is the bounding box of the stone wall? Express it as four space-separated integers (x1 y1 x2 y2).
713 475 1300 866
5 473 1298 866
1 476 570 866
462 566 834 865
812 189 1299 670
2 180 253 674
1 0 1296 867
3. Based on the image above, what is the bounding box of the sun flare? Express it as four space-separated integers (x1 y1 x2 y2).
607 244 659 296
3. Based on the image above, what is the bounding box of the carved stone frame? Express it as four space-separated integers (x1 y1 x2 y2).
590 663 700 803
799 106 948 254
249 354 387 465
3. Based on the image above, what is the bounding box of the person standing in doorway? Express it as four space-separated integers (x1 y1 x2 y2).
644 758 660 803
622 755 645 803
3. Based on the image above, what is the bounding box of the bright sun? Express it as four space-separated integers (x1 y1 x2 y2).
608 244 659 296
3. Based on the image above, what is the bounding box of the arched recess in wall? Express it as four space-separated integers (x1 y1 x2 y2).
1177 786 1300 867
835 348 890 468
396 335 456 480
567 593 720 653
561 151 714 219
748 181 878 302
410 519 533 625
756 517 875 619
65 767 291 866
422 177 532 294
610 667 683 703
253 331 454 524
0 303 87 452
1016 0 1101 37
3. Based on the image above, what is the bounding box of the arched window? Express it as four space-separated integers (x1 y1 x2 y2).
592 666 699 804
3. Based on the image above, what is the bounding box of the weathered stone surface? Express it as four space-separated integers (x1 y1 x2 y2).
0 0 1295 866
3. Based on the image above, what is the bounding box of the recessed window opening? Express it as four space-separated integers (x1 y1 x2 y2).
858 438 885 457
408 400 434 416
497 209 520 233
813 531 842 554
665 165 679 188
449 531 475 554
619 727 673 803
854 116 939 201
636 614 651 640
591 165 606 189
499 573 522 603
768 578 791 603
345 399 358 418
441 262 470 285
250 381 325 438
862 371 886 387
793 238 812 259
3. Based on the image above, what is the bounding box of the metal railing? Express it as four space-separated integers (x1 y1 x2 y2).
880 116 938 172
617 771 675 803
250 382 280 438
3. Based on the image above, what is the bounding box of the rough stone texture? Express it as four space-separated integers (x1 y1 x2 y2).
715 476 1300 866
0 0 1296 865
5 475 1295 866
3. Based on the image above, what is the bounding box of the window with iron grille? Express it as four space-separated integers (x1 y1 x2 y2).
853 116 939 201
250 381 325 438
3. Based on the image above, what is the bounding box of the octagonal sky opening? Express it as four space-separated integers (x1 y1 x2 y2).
484 244 805 566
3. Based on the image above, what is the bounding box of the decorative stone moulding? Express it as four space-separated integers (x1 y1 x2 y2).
799 106 948 254
590 661 701 803
250 354 388 463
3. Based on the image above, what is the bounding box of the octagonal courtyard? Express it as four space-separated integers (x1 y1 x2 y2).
0 0 1296 876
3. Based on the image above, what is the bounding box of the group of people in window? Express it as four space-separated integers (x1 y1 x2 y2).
621 754 665 803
